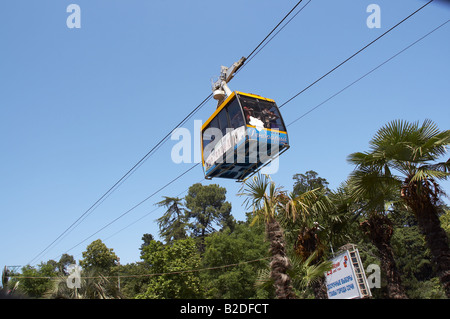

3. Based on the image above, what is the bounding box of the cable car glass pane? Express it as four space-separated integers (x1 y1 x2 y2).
227 98 245 129
239 96 286 131
203 117 219 152
217 108 229 137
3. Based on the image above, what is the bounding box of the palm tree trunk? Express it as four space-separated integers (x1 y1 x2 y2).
360 214 408 299
294 226 327 298
402 179 450 298
266 217 297 299
312 277 328 299
409 199 450 297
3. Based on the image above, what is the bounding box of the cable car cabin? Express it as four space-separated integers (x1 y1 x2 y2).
201 91 289 181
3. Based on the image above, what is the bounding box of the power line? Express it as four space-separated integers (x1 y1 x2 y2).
102 178 204 242
10 257 269 280
59 177 202 263
286 19 450 127
49 95 213 250
279 0 435 109
53 163 200 261
27 94 211 266
241 0 310 67
28 1 313 266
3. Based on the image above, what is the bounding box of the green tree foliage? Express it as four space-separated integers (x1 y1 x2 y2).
390 206 447 298
347 154 409 299
200 221 269 299
285 170 335 262
79 239 119 274
292 170 330 196
43 241 122 299
185 183 233 250
140 233 154 252
57 254 75 275
13 262 57 298
115 262 151 299
284 171 344 298
440 206 450 235
137 238 203 299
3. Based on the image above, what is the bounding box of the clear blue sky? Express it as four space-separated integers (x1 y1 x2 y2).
1 0 449 271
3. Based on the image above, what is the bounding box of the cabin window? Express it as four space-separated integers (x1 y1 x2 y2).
217 108 229 137
227 98 245 129
202 117 219 153
239 95 286 131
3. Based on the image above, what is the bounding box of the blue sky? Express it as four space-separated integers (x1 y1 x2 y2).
1 0 449 271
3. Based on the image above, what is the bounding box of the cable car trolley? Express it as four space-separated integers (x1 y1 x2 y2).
201 58 290 181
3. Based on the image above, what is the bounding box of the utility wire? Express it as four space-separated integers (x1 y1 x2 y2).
59 177 203 263
102 178 204 242
286 19 450 127
10 257 269 280
53 163 200 261
27 94 211 266
279 0 434 109
46 95 213 251
242 0 309 66
29 1 312 266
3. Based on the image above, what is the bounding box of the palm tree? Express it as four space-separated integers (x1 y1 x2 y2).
348 119 450 297
326 183 360 249
282 185 336 299
347 167 408 299
239 174 297 299
361 213 408 298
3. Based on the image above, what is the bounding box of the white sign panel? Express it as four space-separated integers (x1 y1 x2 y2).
325 250 361 299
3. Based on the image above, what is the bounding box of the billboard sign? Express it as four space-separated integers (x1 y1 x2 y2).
325 250 362 299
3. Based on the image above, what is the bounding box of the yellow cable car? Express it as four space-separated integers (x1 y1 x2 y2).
201 90 289 181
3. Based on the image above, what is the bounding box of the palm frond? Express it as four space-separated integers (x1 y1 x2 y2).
370 119 419 149
369 119 450 164
421 159 450 174
254 267 272 289
347 165 402 214
239 174 269 210
289 252 332 289
239 174 286 223
410 167 450 183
